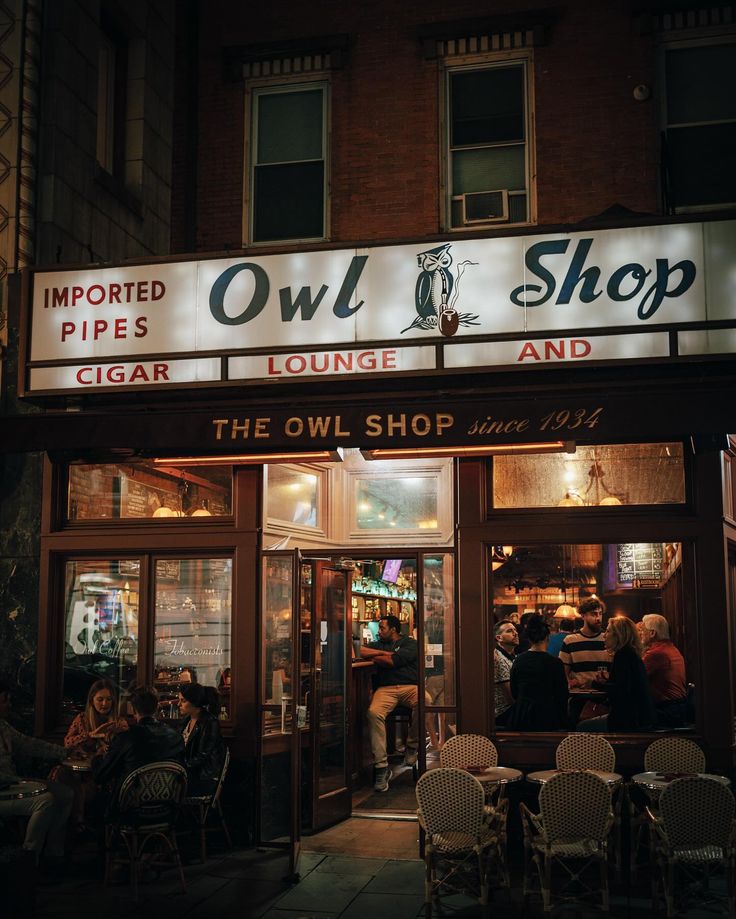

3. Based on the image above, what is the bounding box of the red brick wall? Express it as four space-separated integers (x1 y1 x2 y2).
175 0 661 253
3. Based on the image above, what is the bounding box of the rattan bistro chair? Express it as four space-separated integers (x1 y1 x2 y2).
556 733 616 772
105 761 188 902
521 770 613 914
647 776 736 917
630 736 706 877
415 767 506 918
440 734 499 770
182 746 233 862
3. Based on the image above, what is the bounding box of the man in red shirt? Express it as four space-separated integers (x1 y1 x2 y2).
640 614 691 727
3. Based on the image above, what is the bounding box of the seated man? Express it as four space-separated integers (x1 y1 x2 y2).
92 686 185 812
640 614 691 727
360 615 426 793
0 679 74 868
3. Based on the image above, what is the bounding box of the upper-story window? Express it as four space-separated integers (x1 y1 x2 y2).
663 39 736 213
446 60 532 229
250 82 328 243
96 23 128 177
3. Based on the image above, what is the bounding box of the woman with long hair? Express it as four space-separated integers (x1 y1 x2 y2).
64 679 128 755
178 683 226 795
577 615 656 732
506 615 569 731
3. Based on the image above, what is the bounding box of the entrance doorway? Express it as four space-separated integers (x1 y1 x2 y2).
258 549 456 866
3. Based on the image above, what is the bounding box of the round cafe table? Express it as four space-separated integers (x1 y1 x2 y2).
467 766 524 786
67 757 93 773
631 771 731 793
0 780 47 801
527 768 623 788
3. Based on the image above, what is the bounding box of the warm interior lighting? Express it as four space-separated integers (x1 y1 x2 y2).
361 441 574 460
554 604 578 619
152 449 343 466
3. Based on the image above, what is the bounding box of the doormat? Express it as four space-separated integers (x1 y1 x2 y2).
354 765 418 813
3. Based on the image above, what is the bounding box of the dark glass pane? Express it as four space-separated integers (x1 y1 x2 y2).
253 161 325 241
257 89 323 163
668 123 736 208
451 67 524 146
666 45 736 124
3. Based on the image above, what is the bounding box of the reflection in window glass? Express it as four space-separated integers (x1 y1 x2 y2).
355 476 438 530
262 555 293 718
153 558 232 719
267 466 320 528
62 560 139 717
493 443 685 508
424 554 456 750
67 462 232 520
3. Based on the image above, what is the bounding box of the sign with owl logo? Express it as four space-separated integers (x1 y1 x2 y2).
403 243 479 338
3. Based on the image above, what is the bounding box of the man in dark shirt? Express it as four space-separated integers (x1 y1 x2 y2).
92 686 185 813
360 615 424 792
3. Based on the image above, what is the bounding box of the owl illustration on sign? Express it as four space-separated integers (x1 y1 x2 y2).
402 243 479 337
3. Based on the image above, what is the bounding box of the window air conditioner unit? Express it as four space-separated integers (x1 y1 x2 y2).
458 189 509 225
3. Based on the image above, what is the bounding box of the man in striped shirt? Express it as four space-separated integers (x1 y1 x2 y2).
559 597 609 690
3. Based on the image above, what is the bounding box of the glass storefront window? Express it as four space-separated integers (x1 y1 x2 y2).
493 443 685 508
262 555 294 720
424 554 457 747
266 466 321 528
355 475 439 531
67 462 232 521
491 541 689 732
153 557 232 719
62 559 139 716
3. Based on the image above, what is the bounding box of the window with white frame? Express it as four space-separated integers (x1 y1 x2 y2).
250 83 328 242
663 40 736 212
446 61 531 228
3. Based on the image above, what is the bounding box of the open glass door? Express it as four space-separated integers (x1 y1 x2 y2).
258 550 302 880
306 561 351 830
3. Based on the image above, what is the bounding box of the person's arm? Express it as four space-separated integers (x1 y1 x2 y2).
8 722 69 764
642 648 667 680
64 713 92 748
359 646 396 667
91 730 127 787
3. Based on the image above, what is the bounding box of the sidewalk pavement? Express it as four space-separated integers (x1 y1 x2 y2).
33 829 733 919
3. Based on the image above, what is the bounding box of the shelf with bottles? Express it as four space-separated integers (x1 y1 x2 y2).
351 571 416 602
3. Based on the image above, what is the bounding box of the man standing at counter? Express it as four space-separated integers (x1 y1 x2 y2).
361 615 421 792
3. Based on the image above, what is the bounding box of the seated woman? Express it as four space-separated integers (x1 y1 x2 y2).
178 684 226 796
577 616 656 732
56 678 128 828
505 615 569 731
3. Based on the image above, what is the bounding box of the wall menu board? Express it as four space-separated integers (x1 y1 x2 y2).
616 543 664 588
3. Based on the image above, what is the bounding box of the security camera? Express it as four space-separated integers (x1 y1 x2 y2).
633 84 651 102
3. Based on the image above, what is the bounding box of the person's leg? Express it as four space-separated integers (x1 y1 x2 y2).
367 686 399 769
0 792 56 862
42 781 74 858
399 685 431 754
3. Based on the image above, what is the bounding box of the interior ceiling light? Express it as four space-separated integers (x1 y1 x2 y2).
361 441 574 460
152 449 344 467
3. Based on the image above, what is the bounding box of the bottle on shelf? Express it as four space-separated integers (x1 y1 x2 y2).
219 705 228 721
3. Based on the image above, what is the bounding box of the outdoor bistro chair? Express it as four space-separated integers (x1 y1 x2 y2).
630 736 707 876
415 767 507 918
647 775 736 917
105 761 188 902
182 746 233 862
555 732 616 772
520 770 613 914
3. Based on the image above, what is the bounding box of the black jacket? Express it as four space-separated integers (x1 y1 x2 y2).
92 715 185 802
593 645 656 731
182 712 225 793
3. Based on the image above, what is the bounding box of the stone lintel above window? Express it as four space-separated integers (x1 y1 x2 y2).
417 10 559 59
223 34 350 81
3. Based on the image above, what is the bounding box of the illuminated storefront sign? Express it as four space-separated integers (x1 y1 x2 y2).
24 219 736 393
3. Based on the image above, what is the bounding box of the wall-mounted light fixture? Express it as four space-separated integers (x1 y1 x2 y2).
152 449 344 467
361 441 574 461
